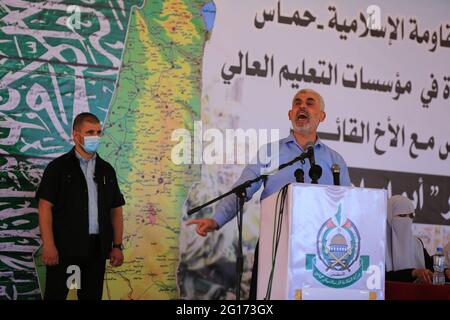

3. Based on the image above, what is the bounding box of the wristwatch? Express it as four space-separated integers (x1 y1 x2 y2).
112 243 124 250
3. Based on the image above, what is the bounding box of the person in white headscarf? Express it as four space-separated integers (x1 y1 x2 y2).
444 241 450 280
386 195 433 283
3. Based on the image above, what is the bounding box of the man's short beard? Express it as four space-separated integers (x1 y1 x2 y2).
292 123 312 135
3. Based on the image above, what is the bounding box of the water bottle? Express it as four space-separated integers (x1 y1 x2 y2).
432 247 445 285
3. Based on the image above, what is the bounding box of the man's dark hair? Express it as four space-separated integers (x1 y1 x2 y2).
72 112 100 131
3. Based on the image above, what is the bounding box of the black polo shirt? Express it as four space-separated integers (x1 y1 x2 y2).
35 147 125 259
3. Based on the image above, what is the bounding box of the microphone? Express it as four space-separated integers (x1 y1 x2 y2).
309 164 322 184
294 168 304 183
305 141 315 166
332 164 340 186
305 141 322 184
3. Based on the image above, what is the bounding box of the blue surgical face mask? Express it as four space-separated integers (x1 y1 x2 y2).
82 135 100 154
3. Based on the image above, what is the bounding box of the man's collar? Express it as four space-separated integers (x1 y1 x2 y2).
74 148 97 162
282 130 296 144
283 130 324 148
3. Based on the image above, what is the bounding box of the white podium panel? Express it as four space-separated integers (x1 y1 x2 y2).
257 184 387 300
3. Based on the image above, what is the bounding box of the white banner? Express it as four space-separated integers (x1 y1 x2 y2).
257 184 387 300
202 0 450 176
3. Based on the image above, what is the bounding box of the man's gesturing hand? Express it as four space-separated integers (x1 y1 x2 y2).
186 218 218 236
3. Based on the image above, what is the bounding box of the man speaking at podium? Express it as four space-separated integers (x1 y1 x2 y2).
187 88 352 298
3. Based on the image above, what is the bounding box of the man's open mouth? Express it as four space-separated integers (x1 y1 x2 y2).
296 113 309 120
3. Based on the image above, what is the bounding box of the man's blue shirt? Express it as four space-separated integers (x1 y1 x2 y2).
212 131 351 228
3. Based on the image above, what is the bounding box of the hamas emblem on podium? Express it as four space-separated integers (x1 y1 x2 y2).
305 204 369 288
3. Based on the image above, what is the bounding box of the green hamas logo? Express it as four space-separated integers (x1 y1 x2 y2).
305 204 369 288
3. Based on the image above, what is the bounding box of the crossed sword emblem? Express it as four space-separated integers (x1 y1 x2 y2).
325 244 352 271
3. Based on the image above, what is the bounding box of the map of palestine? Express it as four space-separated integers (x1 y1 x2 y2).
0 0 212 300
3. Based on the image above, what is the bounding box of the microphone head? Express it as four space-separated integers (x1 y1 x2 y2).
332 164 340 173
305 141 315 151
294 168 305 183
294 168 304 177
309 164 322 182
305 141 315 166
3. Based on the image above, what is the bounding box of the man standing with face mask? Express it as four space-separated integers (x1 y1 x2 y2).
36 112 125 300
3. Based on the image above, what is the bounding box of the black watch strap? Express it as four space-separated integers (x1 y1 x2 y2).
112 243 124 250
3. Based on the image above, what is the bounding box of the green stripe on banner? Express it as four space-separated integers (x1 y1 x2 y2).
361 255 370 271
309 256 371 288
305 254 315 270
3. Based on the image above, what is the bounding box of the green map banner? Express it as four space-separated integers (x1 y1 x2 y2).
0 0 211 300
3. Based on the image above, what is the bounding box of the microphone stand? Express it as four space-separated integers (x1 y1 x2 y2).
187 149 311 300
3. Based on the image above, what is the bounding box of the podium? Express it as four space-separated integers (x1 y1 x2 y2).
257 183 387 300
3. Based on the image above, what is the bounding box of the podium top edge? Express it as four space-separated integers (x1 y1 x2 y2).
289 183 388 193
